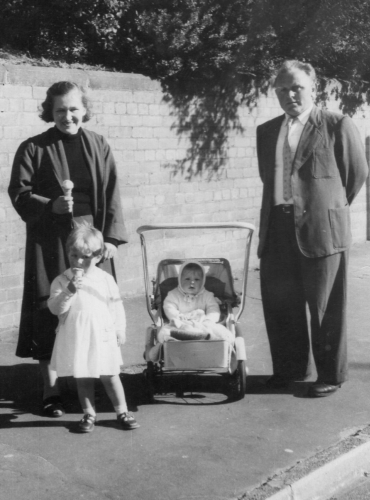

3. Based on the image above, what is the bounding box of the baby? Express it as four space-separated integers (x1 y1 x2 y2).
148 260 233 361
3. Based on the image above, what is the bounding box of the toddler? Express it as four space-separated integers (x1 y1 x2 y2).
48 223 139 433
149 260 233 361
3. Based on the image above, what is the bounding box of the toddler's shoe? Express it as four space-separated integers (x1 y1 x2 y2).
78 413 96 433
117 412 140 430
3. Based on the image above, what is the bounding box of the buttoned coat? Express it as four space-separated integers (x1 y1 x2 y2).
257 106 368 259
8 126 128 358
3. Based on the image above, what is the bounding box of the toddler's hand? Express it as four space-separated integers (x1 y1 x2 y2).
67 269 84 293
116 331 126 346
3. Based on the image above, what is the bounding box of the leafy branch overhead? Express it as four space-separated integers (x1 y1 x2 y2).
2 0 370 175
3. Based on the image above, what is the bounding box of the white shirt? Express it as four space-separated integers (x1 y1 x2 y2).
274 105 313 205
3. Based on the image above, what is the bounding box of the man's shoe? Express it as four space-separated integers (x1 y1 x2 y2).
78 414 96 433
308 383 341 398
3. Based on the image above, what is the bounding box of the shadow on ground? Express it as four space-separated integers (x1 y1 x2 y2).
0 362 319 423
0 363 307 421
0 362 260 423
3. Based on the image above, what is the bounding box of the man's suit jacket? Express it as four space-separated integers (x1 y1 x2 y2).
256 106 368 258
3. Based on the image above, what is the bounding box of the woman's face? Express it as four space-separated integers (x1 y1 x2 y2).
52 89 87 135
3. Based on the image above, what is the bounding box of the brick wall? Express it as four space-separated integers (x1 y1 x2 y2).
0 64 369 333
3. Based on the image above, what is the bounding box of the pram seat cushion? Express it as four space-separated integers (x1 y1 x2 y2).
158 277 178 302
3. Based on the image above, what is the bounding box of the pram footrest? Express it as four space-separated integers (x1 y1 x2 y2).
163 339 231 371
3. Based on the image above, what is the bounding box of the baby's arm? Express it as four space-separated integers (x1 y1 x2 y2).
47 275 76 315
163 293 181 321
204 293 221 323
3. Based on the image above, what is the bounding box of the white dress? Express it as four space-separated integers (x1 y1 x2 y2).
48 267 125 378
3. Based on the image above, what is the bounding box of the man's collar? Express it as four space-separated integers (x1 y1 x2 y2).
285 104 314 125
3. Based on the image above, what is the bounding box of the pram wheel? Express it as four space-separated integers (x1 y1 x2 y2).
228 360 247 400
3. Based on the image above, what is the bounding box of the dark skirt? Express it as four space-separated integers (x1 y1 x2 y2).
16 214 115 360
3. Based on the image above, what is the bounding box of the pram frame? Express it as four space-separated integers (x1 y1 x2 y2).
137 222 255 400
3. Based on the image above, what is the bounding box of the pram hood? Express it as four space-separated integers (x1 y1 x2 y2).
177 260 206 303
137 222 255 326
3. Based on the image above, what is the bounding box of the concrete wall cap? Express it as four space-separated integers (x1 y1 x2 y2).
0 63 161 92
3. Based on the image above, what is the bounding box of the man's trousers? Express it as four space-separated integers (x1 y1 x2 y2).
260 205 348 385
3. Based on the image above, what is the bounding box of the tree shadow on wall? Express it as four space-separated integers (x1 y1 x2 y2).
162 80 261 180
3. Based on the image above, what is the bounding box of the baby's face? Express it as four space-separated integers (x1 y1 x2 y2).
68 246 101 275
180 269 203 295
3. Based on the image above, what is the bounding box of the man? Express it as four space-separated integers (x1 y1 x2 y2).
256 60 368 397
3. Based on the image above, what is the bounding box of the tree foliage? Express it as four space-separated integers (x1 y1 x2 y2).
2 0 370 176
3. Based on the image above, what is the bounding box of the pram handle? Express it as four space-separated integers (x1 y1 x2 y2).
137 222 255 234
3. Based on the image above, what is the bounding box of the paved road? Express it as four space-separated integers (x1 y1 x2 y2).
1 242 370 500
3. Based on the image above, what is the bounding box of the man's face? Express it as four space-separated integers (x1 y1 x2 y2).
274 69 315 117
180 269 203 295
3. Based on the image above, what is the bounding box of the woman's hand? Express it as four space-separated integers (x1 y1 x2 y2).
103 242 117 260
52 195 73 214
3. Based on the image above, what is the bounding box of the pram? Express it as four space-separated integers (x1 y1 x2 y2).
137 222 255 401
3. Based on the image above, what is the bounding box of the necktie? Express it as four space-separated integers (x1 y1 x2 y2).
283 118 293 202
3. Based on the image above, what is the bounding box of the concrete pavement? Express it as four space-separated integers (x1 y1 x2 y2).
1 242 370 500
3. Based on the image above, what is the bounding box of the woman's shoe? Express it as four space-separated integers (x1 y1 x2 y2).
117 412 140 430
42 396 65 418
78 414 96 433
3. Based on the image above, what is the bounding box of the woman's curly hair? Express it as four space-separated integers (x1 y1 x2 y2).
40 81 93 123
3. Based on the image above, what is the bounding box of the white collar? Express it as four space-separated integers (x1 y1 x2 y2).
285 104 313 126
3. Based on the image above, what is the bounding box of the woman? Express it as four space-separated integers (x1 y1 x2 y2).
8 81 128 417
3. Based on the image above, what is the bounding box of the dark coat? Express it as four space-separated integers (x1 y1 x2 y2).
8 126 128 359
257 106 368 259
